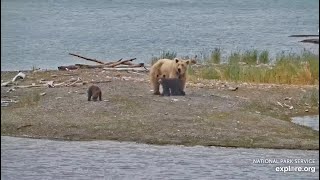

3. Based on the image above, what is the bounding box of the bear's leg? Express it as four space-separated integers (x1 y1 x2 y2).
162 86 171 96
153 80 161 95
181 78 187 91
88 92 92 101
98 92 102 101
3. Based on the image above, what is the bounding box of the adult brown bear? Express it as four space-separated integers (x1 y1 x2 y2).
150 58 191 95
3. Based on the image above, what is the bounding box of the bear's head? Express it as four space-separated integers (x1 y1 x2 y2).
174 58 190 76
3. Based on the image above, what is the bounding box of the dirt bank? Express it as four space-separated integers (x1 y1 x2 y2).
1 69 319 149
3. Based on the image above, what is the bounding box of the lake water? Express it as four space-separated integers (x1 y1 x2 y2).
1 0 319 71
292 115 319 131
1 136 319 180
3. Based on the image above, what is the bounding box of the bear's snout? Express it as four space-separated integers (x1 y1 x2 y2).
178 68 181 73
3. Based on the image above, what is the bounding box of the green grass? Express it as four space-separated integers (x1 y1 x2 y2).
189 50 319 85
259 50 269 64
210 48 221 64
150 51 177 65
241 49 258 65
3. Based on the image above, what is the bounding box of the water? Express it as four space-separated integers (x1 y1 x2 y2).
1 0 319 71
292 115 319 131
1 136 319 179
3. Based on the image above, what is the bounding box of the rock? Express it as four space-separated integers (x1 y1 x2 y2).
47 81 54 88
228 87 238 91
284 97 292 100
171 98 179 102
289 106 294 110
255 111 261 114
305 109 309 112
40 92 46 96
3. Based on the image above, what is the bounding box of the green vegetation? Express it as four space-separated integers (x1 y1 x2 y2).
150 51 177 65
209 48 221 64
259 50 269 64
189 50 319 85
148 49 318 85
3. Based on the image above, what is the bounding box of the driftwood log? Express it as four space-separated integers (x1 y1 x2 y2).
300 39 319 44
69 53 110 64
60 53 144 71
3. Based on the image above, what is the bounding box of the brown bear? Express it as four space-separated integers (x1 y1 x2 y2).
150 58 191 95
87 85 102 101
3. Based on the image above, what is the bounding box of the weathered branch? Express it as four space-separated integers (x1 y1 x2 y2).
300 39 319 44
103 67 148 72
105 58 137 68
69 53 107 64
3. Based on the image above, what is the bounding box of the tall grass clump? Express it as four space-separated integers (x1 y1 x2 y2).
228 51 241 64
150 51 177 65
224 64 241 82
241 49 258 65
258 50 269 64
210 48 221 64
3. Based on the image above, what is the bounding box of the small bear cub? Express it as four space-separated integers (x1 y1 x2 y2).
87 85 102 101
158 75 185 96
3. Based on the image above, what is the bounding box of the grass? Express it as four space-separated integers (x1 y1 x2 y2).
150 51 177 65
189 50 319 85
209 48 221 64
147 49 318 85
242 49 258 65
259 50 269 64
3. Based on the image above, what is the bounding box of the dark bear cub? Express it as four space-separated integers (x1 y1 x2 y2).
158 75 185 96
87 85 102 101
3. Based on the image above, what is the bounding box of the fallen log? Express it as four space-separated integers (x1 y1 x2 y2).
13 84 42 88
58 65 79 71
112 63 144 68
300 38 319 44
69 53 124 65
69 53 107 64
74 64 104 69
289 35 319 37
103 67 148 72
105 58 137 68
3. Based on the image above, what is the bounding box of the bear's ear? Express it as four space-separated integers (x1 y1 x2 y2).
186 60 190 65
174 58 179 63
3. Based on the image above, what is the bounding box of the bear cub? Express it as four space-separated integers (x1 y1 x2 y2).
87 85 102 101
158 75 185 96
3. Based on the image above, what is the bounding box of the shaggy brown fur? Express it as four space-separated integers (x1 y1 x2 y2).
87 85 102 101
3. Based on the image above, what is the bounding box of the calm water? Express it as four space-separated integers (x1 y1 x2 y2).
292 115 319 131
1 136 319 180
1 0 319 71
